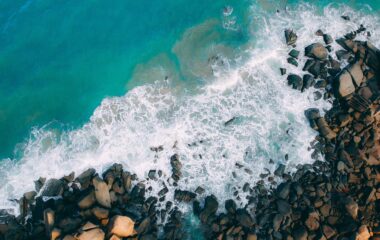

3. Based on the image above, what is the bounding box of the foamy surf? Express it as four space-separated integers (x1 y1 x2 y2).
0 2 379 215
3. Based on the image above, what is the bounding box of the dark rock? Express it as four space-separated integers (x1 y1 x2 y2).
34 177 46 192
40 179 64 197
287 74 303 90
272 214 283 231
323 34 333 45
305 211 320 231
195 187 205 195
276 182 290 199
76 168 96 189
315 29 324 36
293 226 308 240
224 117 237 126
341 15 350 21
148 170 156 180
305 43 328 60
343 197 358 219
170 154 182 181
287 57 298 67
336 50 350 60
304 108 320 120
289 49 300 59
276 199 291 215
199 195 218 223
274 164 285 177
302 74 315 91
236 209 254 228
174 189 196 202
314 91 322 100
280 68 287 75
225 199 237 214
314 79 327 89
285 29 297 45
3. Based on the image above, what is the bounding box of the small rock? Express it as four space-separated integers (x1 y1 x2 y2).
287 57 299 67
341 15 350 21
305 212 320 231
356 225 370 240
344 197 358 219
280 68 287 75
289 49 300 59
323 34 333 45
322 225 336 239
77 228 105 240
285 29 297 45
293 226 308 240
236 209 254 228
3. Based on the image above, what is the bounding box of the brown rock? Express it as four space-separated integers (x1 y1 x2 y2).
51 228 61 240
305 212 320 231
92 176 111 208
108 215 135 237
305 43 328 60
77 228 105 240
344 197 358 219
44 209 55 233
91 207 109 220
78 191 96 209
322 225 336 239
356 225 370 240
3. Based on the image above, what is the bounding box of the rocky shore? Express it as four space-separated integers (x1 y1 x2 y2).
1 19 380 240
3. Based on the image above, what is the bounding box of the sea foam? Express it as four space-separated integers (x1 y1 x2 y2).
0 3 379 214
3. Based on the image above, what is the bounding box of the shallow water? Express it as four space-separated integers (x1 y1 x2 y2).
0 0 380 231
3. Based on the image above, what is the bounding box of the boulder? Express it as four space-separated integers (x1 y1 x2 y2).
108 216 135 238
293 226 308 240
235 209 254 228
285 29 297 45
334 62 364 98
280 68 287 75
76 168 96 189
174 190 196 202
316 117 336 140
92 176 111 208
305 43 328 60
305 212 320 231
40 179 64 197
78 191 96 209
200 195 218 223
44 209 55 233
356 225 371 240
77 228 105 240
322 225 336 239
344 197 358 219
91 207 109 220
287 74 303 90
302 74 315 91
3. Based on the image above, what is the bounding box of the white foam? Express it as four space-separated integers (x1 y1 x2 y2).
0 3 379 213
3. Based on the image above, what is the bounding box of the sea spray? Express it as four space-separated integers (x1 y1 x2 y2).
0 3 379 216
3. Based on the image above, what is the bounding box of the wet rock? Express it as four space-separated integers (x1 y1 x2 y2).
76 168 96 189
77 227 105 240
314 91 322 100
78 190 96 209
289 49 300 59
40 179 64 197
34 177 46 192
121 172 132 191
323 34 333 45
285 29 297 45
356 225 370 240
341 15 350 21
316 117 337 140
343 197 358 219
272 214 283 231
287 57 298 67
236 209 254 228
148 170 156 180
200 195 218 223
91 207 109 220
334 62 364 98
92 176 111 208
305 43 328 60
277 199 291 215
274 164 286 177
108 216 135 238
195 187 205 195
336 50 350 60
305 211 320 231
302 74 315 91
322 225 336 239
174 189 196 202
304 59 321 77
170 154 182 181
225 199 237 214
287 74 303 90
276 182 290 199
280 68 287 75
315 29 324 36
293 226 308 240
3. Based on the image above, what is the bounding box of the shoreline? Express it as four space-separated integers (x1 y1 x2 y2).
1 19 380 240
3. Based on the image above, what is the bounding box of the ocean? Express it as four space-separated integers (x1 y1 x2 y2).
0 0 379 235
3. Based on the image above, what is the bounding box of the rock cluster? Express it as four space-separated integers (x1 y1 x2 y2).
0 163 188 240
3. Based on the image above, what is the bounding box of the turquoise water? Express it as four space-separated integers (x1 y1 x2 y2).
0 0 250 158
